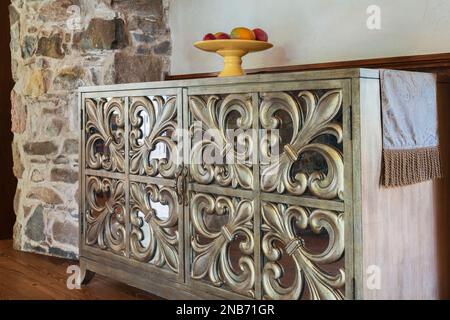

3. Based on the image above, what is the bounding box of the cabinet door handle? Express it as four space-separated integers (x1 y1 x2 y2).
175 166 187 205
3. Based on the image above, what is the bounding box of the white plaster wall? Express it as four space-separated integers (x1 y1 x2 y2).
168 0 450 74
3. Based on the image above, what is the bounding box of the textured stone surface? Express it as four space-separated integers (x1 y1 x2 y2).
53 66 87 90
24 69 52 97
115 52 164 83
31 169 45 183
112 0 164 14
45 118 64 136
12 141 24 179
27 187 63 205
50 167 78 184
52 220 78 247
10 0 171 259
23 141 58 156
9 5 19 26
36 34 65 59
25 205 45 242
74 18 129 51
154 40 171 55
11 90 26 134
22 35 37 59
63 139 78 154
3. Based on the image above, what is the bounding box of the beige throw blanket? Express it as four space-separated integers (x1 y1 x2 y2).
380 69 442 187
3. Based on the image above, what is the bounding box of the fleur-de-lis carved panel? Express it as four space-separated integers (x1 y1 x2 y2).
85 176 126 255
190 192 255 298
260 90 344 200
261 201 345 300
129 96 179 178
130 182 180 273
85 98 125 172
189 94 254 189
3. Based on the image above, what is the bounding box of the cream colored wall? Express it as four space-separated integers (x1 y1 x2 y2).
169 0 450 74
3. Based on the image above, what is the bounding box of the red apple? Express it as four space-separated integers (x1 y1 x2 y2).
253 28 268 42
214 32 231 39
203 33 216 41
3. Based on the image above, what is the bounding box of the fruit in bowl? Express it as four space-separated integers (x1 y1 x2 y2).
230 27 255 40
214 32 230 39
253 28 268 42
195 27 273 77
203 33 216 41
202 27 269 42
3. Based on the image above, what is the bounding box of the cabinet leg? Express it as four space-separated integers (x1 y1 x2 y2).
79 260 96 285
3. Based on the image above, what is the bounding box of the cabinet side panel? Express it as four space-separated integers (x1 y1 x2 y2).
360 78 442 299
436 82 450 299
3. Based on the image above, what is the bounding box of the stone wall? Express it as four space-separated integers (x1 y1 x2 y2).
10 0 171 259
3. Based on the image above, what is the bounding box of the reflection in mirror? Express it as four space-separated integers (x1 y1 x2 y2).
90 188 112 218
110 110 120 138
136 110 149 146
137 210 151 248
151 199 169 220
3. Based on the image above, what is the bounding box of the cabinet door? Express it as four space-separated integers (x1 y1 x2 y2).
184 88 259 299
81 89 185 283
185 80 352 300
258 80 352 300
83 97 127 256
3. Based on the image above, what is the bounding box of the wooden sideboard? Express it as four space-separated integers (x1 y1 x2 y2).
78 69 449 299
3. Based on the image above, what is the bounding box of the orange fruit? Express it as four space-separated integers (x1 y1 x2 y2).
230 27 256 40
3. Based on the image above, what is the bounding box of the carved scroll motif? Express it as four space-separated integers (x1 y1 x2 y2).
189 94 254 189
85 98 125 172
260 90 344 200
129 96 179 178
85 176 126 255
190 193 255 297
129 182 179 272
261 202 345 300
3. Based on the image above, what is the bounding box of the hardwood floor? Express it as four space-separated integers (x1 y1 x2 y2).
0 240 161 300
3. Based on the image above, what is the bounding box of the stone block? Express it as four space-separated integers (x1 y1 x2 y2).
52 220 78 247
23 141 58 156
11 90 27 134
114 52 164 83
36 34 65 59
12 141 24 178
63 139 79 154
74 18 129 51
27 187 63 205
25 205 45 242
50 167 78 184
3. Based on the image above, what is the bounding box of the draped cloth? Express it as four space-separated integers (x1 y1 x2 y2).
380 69 442 187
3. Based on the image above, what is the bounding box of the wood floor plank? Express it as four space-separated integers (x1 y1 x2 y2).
0 240 161 300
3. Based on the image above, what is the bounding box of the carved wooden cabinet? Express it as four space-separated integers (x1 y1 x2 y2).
79 69 445 300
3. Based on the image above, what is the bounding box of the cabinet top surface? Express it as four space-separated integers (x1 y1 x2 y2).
79 68 380 93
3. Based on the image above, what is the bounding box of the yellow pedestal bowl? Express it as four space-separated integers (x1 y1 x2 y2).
194 40 273 77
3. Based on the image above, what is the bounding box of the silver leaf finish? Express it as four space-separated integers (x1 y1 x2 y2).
85 176 126 255
189 94 254 189
260 90 344 200
130 182 179 272
129 96 179 177
190 193 256 298
85 98 125 172
262 202 345 300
